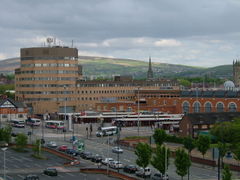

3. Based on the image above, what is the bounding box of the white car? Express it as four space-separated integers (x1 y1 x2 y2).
136 167 151 178
46 141 57 148
109 161 124 169
112 146 123 153
102 158 114 165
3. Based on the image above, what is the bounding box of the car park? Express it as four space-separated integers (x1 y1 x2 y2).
135 167 151 178
58 145 68 152
80 151 93 159
102 158 114 165
24 174 40 180
46 141 57 148
112 146 123 153
43 168 58 176
123 165 138 173
109 161 124 169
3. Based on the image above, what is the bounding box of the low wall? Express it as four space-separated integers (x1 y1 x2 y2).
80 168 138 180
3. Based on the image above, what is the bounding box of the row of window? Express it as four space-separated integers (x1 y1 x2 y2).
17 77 76 81
182 101 237 113
16 84 75 88
18 91 74 95
21 63 77 68
76 83 172 88
19 70 78 74
21 56 78 61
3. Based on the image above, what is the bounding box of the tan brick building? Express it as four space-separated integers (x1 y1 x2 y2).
15 46 179 114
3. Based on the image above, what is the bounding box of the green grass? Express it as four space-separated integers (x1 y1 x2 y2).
122 136 149 140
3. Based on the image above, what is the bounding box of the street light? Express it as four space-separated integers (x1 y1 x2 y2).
164 143 168 180
1 147 7 180
137 86 140 137
64 85 67 124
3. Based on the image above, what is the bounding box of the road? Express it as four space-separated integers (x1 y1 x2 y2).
6 122 240 180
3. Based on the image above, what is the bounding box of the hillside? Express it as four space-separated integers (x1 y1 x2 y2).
0 56 233 79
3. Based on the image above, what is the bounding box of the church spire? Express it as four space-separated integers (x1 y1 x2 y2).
147 56 154 80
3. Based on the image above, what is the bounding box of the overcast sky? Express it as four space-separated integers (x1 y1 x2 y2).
1 0 240 67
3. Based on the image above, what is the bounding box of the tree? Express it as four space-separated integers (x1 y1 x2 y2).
135 143 152 169
174 148 191 180
15 133 28 151
196 135 210 159
222 165 232 180
232 143 240 166
0 126 12 143
32 139 41 156
151 145 170 175
183 136 195 155
153 129 167 146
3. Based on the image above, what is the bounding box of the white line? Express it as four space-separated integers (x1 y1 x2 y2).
18 174 24 178
66 172 75 176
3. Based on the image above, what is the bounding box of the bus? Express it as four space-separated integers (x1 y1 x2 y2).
26 118 41 126
45 120 64 129
10 119 25 128
96 126 118 137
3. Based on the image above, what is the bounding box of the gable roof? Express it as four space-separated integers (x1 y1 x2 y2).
0 98 26 108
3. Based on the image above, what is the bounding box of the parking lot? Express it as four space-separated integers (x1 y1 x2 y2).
0 148 119 180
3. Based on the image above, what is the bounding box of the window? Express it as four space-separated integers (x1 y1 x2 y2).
228 102 237 112
193 101 201 113
205 102 212 113
216 102 224 112
182 101 189 114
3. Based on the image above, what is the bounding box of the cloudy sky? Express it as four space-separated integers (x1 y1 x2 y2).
1 0 240 67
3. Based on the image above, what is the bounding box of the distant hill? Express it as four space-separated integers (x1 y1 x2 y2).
0 56 233 79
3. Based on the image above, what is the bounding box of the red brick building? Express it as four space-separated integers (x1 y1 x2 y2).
96 89 240 114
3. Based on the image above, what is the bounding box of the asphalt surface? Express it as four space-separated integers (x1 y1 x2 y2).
3 122 240 180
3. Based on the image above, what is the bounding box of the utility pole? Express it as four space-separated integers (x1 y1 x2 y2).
137 86 140 137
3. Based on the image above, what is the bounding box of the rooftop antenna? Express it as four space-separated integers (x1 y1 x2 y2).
47 37 53 47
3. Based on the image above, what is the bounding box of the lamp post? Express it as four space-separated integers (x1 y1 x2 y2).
137 87 140 137
107 134 109 175
1 147 7 180
164 143 168 179
64 85 67 125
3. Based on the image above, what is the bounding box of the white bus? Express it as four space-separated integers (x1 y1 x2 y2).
96 126 118 137
10 119 25 128
45 120 64 129
26 118 41 126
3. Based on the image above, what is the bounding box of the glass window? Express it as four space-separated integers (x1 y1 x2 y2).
229 103 237 112
182 101 189 114
205 102 212 113
193 102 201 113
216 102 224 112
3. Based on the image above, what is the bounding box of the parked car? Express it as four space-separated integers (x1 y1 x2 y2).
80 151 93 159
24 174 39 180
112 146 123 153
46 141 57 148
91 154 103 163
0 141 8 148
102 158 114 165
66 148 79 156
136 167 151 178
152 173 169 180
43 168 58 176
58 145 68 152
123 165 138 173
109 161 124 169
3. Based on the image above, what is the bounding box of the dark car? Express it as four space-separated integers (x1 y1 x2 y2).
123 165 138 173
43 168 58 176
91 154 103 163
66 148 79 156
24 174 39 180
80 151 93 159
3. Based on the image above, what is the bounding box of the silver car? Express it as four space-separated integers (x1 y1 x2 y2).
112 146 123 153
46 141 57 148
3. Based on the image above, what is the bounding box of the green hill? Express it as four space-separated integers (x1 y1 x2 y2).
0 56 233 79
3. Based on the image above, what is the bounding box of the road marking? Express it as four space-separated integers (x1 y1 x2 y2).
17 174 24 178
66 172 75 176
58 174 64 177
124 158 130 162
34 163 42 167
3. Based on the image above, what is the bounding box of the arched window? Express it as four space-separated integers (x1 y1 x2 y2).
216 102 224 112
182 101 189 114
127 107 132 112
228 103 237 112
205 102 212 113
111 107 117 112
193 101 201 113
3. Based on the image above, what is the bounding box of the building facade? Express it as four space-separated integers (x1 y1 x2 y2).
15 45 179 114
233 60 240 87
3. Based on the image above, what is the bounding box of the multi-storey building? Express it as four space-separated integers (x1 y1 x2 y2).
15 45 179 114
